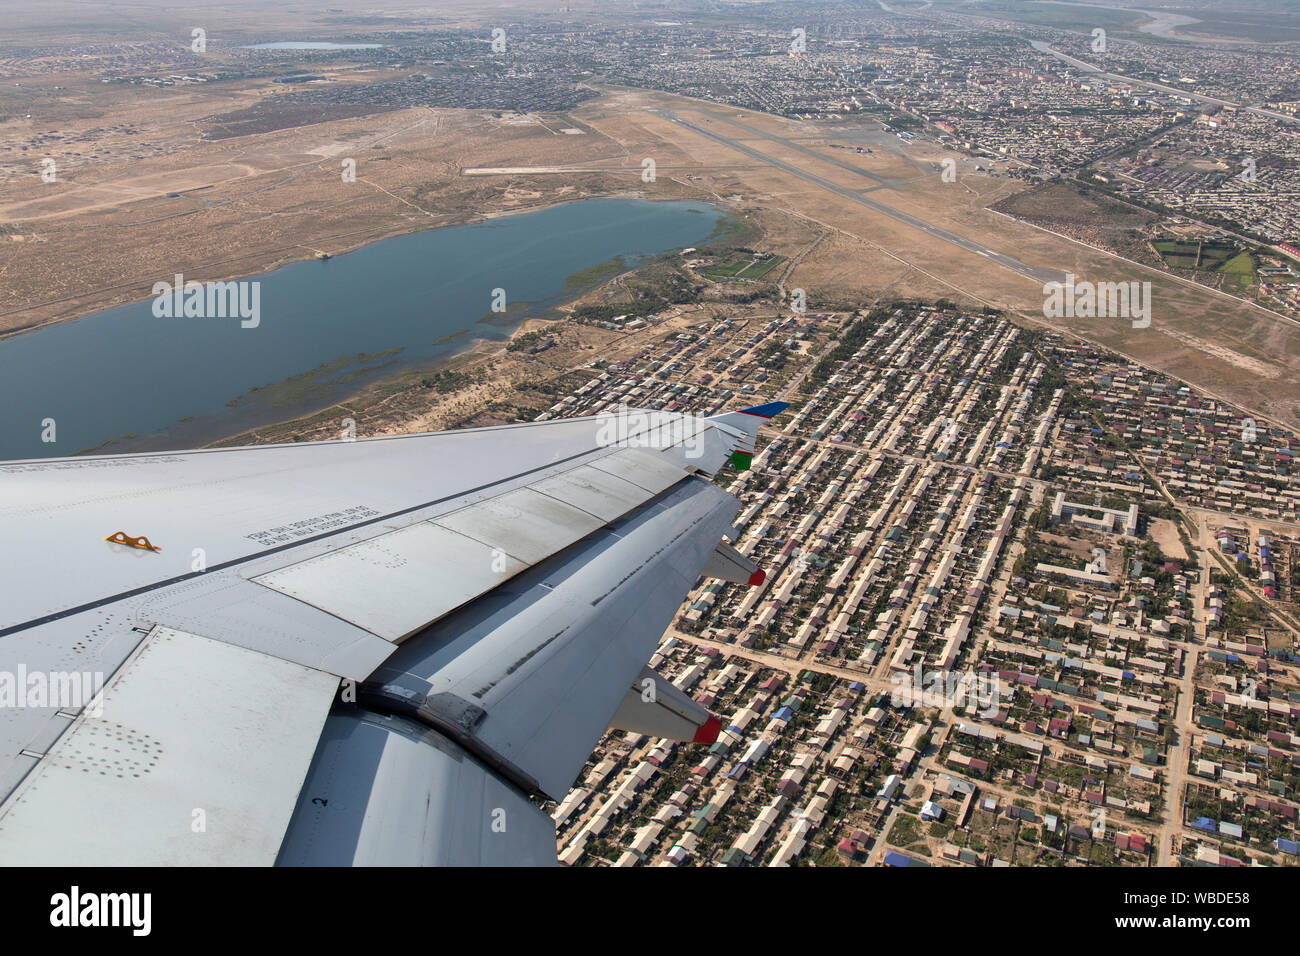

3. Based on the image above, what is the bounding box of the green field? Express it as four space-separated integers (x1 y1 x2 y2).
702 251 784 281
1220 252 1258 288
1153 238 1256 286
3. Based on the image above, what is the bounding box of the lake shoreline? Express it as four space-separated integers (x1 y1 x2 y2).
0 189 690 345
1 198 727 460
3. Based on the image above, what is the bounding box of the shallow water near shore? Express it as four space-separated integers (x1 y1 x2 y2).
0 198 723 460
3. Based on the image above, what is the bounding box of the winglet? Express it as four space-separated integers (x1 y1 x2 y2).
705 401 789 435
736 401 789 419
705 402 788 471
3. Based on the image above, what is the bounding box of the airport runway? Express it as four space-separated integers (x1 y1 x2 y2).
693 106 905 188
654 109 1068 286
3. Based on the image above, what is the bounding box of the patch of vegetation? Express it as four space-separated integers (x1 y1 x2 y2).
225 348 404 409
887 813 922 847
701 250 784 281
420 367 485 393
507 329 554 352
570 260 703 323
563 255 627 291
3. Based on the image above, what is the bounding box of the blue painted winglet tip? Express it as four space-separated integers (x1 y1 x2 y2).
738 401 789 419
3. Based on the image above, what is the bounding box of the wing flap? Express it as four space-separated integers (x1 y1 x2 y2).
528 464 651 521
587 447 693 494
252 522 529 643
366 476 739 800
433 487 605 565
251 450 695 644
0 626 338 865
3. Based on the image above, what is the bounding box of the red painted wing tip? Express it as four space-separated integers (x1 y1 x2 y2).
747 568 767 587
692 716 723 745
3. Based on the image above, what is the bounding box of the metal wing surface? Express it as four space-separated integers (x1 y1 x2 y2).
0 403 784 865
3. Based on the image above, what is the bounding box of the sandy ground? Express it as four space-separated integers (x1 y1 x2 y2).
3 69 1298 437
1150 518 1191 562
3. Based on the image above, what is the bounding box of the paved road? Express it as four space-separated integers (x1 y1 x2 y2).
1123 436 1298 863
654 109 1069 287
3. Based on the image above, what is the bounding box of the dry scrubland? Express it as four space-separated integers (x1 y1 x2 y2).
0 79 688 334
1 53 1297 434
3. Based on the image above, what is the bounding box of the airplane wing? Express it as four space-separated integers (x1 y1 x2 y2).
0 402 785 866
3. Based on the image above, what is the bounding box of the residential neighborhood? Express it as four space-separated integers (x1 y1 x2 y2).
536 303 1300 867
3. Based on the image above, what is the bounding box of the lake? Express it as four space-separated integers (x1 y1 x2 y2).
0 198 723 460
